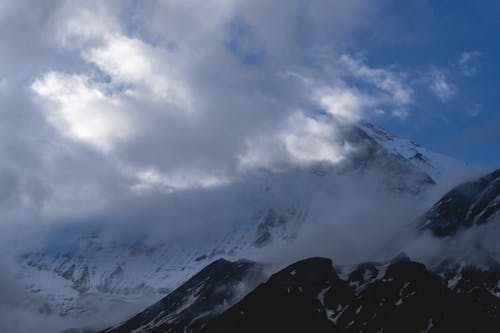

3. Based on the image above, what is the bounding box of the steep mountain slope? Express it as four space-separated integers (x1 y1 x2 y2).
419 168 500 237
19 206 306 319
433 253 500 299
85 253 500 333
336 124 435 193
16 121 465 324
201 257 500 333
359 122 464 183
99 259 265 333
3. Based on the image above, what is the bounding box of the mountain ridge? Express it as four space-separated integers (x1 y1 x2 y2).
96 255 500 333
419 168 500 237
14 120 469 327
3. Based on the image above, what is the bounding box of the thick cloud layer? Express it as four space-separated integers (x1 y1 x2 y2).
0 0 449 227
0 2 494 331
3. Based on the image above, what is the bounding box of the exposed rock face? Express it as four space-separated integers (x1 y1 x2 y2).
433 253 500 299
18 121 465 320
253 208 305 247
96 255 500 333
342 125 436 194
99 259 265 333
419 169 500 237
201 257 500 333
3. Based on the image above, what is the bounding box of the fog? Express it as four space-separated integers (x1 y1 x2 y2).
0 158 491 332
0 0 497 332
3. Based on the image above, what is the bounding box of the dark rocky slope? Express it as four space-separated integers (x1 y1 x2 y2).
99 259 265 333
419 169 500 237
201 257 500 333
98 255 500 333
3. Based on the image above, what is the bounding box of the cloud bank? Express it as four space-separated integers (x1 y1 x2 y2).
0 2 490 330
0 0 433 225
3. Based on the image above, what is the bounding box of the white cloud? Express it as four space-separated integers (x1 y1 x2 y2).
132 167 229 193
339 54 413 116
285 54 413 121
239 112 352 170
236 51 426 173
33 3 195 155
3 0 447 205
32 72 133 152
140 0 236 46
84 36 154 85
314 86 374 121
0 78 6 94
53 2 194 109
55 3 118 47
458 51 481 76
83 35 192 109
284 55 413 122
429 70 456 102
278 113 349 165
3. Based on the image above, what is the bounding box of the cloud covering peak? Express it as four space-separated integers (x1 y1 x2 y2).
0 0 492 226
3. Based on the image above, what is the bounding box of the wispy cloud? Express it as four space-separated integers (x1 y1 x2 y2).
428 70 457 103
457 51 481 76
339 54 413 111
466 103 482 117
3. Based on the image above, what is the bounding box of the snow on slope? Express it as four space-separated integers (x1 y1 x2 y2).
14 121 468 330
18 205 307 325
359 122 466 183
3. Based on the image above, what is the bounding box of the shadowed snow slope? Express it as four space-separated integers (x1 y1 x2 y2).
14 121 467 329
99 258 265 333
419 169 500 237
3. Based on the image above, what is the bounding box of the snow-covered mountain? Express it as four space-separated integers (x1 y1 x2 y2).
358 121 465 183
14 121 467 330
19 206 306 319
102 255 500 333
419 168 500 237
98 259 265 333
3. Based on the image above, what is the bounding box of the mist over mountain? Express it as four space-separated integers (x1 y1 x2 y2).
4 119 491 333
419 169 500 237
0 1 499 332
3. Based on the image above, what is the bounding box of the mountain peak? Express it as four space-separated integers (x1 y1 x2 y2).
358 121 466 183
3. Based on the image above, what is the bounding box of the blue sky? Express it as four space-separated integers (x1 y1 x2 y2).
213 0 500 166
358 1 500 165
